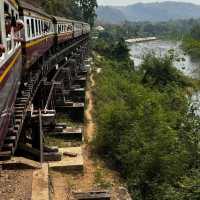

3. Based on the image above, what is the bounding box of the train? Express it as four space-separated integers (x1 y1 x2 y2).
0 0 90 149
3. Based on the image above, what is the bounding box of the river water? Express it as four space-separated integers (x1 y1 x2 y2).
129 40 200 79
129 40 200 112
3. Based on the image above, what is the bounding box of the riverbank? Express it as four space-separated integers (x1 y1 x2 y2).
126 37 157 44
129 39 200 79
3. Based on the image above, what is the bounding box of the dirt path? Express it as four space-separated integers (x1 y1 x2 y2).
74 71 123 193
85 73 96 143
71 72 97 191
51 171 69 200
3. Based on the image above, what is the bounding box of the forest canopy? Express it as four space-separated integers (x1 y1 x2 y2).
23 0 97 26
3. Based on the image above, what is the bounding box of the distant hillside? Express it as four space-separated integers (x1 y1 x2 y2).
97 6 126 24
97 1 200 24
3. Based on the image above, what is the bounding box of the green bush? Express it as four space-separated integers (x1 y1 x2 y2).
93 53 200 199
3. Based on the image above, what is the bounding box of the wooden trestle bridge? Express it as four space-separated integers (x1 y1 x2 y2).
0 36 90 162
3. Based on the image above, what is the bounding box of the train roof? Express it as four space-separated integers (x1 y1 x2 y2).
18 0 52 19
53 16 89 26
52 16 73 23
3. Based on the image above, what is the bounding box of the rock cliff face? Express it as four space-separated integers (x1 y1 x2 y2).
97 1 200 24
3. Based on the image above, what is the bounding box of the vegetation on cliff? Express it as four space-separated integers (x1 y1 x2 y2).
28 0 97 26
92 38 200 199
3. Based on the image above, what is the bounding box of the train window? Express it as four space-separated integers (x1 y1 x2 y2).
35 20 38 36
51 23 53 32
41 21 43 33
43 21 45 33
4 13 12 51
31 19 35 37
45 22 47 33
44 22 48 33
47 22 50 33
37 20 40 34
40 21 42 34
0 17 5 58
41 21 42 34
39 21 41 34
49 23 51 32
41 21 44 33
49 23 51 33
38 20 40 34
38 20 41 35
11 9 14 18
4 2 9 13
27 19 31 38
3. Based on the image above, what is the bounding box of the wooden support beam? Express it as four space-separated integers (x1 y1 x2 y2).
39 110 44 164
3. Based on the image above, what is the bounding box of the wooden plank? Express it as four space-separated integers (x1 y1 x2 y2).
0 151 12 161
73 191 111 200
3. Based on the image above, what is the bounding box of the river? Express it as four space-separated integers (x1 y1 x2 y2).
129 40 200 112
129 40 200 79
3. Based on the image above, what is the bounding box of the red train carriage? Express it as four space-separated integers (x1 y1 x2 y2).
0 0 22 148
18 0 54 70
53 16 73 45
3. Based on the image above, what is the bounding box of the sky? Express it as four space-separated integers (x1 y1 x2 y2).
97 0 200 6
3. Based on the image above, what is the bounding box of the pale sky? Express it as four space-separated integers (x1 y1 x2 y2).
97 0 200 6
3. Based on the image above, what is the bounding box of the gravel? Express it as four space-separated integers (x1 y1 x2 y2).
0 170 33 200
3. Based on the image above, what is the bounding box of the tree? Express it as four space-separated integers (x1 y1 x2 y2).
190 23 200 40
141 54 191 89
112 38 130 60
78 0 98 26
